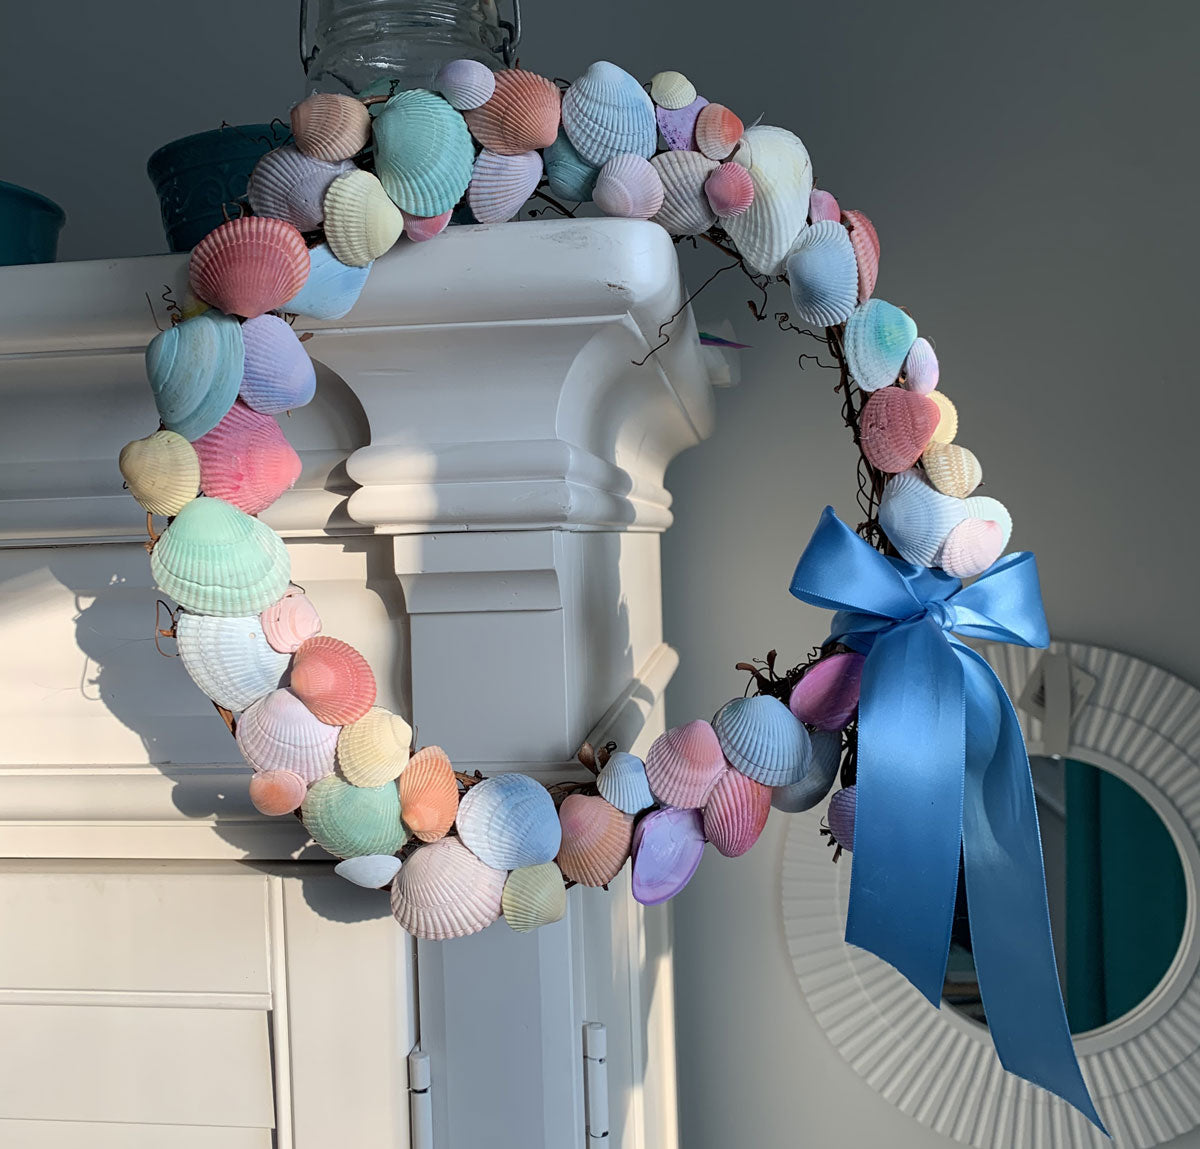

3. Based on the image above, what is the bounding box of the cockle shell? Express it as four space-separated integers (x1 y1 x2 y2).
239 314 316 414
650 150 717 234
877 468 968 567
399 746 460 842
189 216 310 320
335 853 403 889
373 88 474 217
809 188 841 223
785 220 858 328
289 635 376 725
391 837 505 940
435 57 497 112
859 387 940 474
247 145 352 231
771 728 841 813
963 495 1013 550
291 93 372 162
150 496 290 616
630 806 705 906
593 153 664 220
302 773 409 860
338 707 413 787
644 720 726 809
556 794 634 887
936 517 1004 578
402 209 453 242
842 209 880 303
544 130 599 202
927 390 958 444
282 243 370 320
467 148 543 224
713 695 812 787
694 103 744 161
145 311 243 441
174 610 290 712
502 863 567 933
844 299 918 392
656 96 707 152
237 688 339 781
456 773 562 870
561 60 657 167
260 584 322 653
248 768 308 816
596 751 654 815
703 161 754 218
119 430 200 516
828 785 857 852
193 400 303 516
650 70 697 110
921 442 982 498
903 336 939 393
788 652 866 731
463 68 561 155
703 768 771 858
323 169 404 267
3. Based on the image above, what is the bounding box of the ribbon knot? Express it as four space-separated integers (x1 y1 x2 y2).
924 600 956 632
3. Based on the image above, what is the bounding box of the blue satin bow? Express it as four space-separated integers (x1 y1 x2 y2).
790 508 1104 1131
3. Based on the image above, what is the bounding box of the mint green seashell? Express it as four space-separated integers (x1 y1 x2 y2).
544 130 598 202
372 88 474 217
301 774 409 860
845 299 919 393
146 312 244 441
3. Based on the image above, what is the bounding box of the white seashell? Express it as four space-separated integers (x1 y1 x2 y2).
175 611 290 712
963 495 1013 551
390 837 506 940
593 153 664 220
323 169 404 267
247 145 353 231
649 70 697 110
237 688 339 782
435 58 497 111
650 150 718 235
596 751 655 815
878 468 969 567
335 854 402 889
561 60 657 167
903 336 940 393
467 148 543 224
785 220 858 327
337 707 413 787
502 863 567 933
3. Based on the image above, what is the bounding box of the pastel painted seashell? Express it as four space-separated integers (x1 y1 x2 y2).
402 209 453 243
859 387 940 474
435 57 497 112
282 243 370 320
555 793 634 887
649 70 697 110
785 220 858 328
963 495 1013 550
703 161 754 218
291 93 372 162
174 610 290 712
151 496 290 616
455 773 562 870
651 150 717 235
841 209 880 303
713 695 812 787
260 584 322 653
289 635 376 725
788 652 865 731
239 314 316 414
561 60 657 167
193 400 303 516
467 148 543 224
903 336 939 394
694 103 744 162
119 430 200 517
237 688 339 782
373 88 474 217
771 729 841 813
844 299 918 392
644 720 726 809
936 517 1004 579
828 785 857 852
301 773 409 860
922 442 982 498
877 468 968 567
390 837 505 940
809 188 841 223
596 751 654 816
335 853 403 889
593 153 664 220
189 216 310 320
703 768 771 858
399 745 460 842
145 311 243 441
502 863 567 933
544 130 599 202
247 145 352 231
248 768 308 816
656 96 707 152
338 707 413 787
927 390 958 444
323 169 404 267
463 68 561 155
722 125 813 275
630 806 705 906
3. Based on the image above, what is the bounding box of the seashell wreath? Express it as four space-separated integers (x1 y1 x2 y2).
121 59 1010 943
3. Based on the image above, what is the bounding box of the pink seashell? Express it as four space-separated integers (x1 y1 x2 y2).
399 746 460 843
462 69 561 155
289 636 376 725
694 102 744 161
631 806 706 906
656 95 708 152
237 688 339 782
390 837 505 940
809 188 841 223
260 584 322 653
644 720 726 809
467 148 543 224
593 153 665 220
936 517 1004 579
841 209 880 304
903 336 940 394
249 768 307 816
859 387 940 474
788 652 866 731
555 794 633 887
828 785 857 852
192 400 302 515
402 209 453 243
189 216 310 320
704 161 755 217
702 768 771 858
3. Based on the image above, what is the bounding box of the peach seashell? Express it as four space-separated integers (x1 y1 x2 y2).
291 93 371 162
399 746 460 842
289 636 377 725
435 58 496 112
927 390 958 444
656 96 707 152
249 768 307 816
338 707 413 787
193 400 302 515
694 103 744 161
703 768 771 858
260 584 322 654
323 169 403 267
936 517 1004 579
467 148 543 224
651 150 717 235
237 688 339 782
809 188 841 223
247 145 352 231
502 862 567 933
649 70 697 110
555 793 634 887
859 387 940 474
903 336 939 394
119 430 200 517
644 719 725 809
402 209 452 243
788 652 865 731
463 69 561 155
593 153 665 220
189 216 310 320
921 442 982 498
841 209 880 303
704 161 754 218
390 837 505 940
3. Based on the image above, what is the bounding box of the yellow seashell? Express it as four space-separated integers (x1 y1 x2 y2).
927 390 958 444
119 429 200 516
323 170 404 268
649 70 697 111
502 862 567 933
338 706 413 787
921 442 982 498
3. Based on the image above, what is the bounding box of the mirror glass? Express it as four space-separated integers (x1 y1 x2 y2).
944 757 1188 1034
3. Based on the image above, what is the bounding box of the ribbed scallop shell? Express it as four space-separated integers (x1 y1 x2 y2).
644 719 726 809
630 806 705 906
703 161 754 218
845 299 918 392
119 430 200 516
247 145 352 231
239 314 316 414
788 652 865 731
463 68 561 155
193 400 302 516
842 209 880 303
390 837 505 940
936 517 1004 578
650 70 697 111
145 311 243 441
785 220 858 328
335 854 403 889
467 148 543 224
695 103 744 161
544 130 598 202
903 336 939 393
323 169 403 267
859 387 940 474
248 768 308 816
455 773 562 870
260 584 322 653
399 746 460 842
656 96 707 152
401 210 453 242
175 610 290 712
555 794 634 887
593 153 664 220
809 188 841 223
282 243 370 320
301 774 408 860
151 496 290 616
561 60 657 167
338 707 412 787
373 88 474 217
963 495 1013 550
921 442 982 498
877 468 968 567
237 688 339 781
435 57 496 111
291 93 371 162
927 390 958 444
703 768 771 858
502 863 567 933
596 751 654 815
771 728 841 813
289 636 376 726
189 216 310 320
650 150 717 235
713 695 812 787
828 785 857 852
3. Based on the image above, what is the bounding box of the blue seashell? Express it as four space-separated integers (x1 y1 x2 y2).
146 311 243 441
786 221 858 328
845 298 919 392
372 88 474 217
239 314 317 413
455 773 562 870
596 751 655 815
713 695 812 787
878 467 969 567
544 130 599 202
283 243 370 320
771 729 841 813
561 61 657 168
175 610 290 712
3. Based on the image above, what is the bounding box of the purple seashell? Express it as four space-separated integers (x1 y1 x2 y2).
788 652 865 731
631 806 706 906
656 96 708 152
828 785 857 852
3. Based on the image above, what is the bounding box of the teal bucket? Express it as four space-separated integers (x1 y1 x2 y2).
0 180 66 265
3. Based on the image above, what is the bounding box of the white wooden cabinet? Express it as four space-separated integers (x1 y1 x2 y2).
0 220 713 1148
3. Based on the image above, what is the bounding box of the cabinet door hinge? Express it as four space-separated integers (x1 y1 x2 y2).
408 1048 433 1149
583 1022 609 1143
